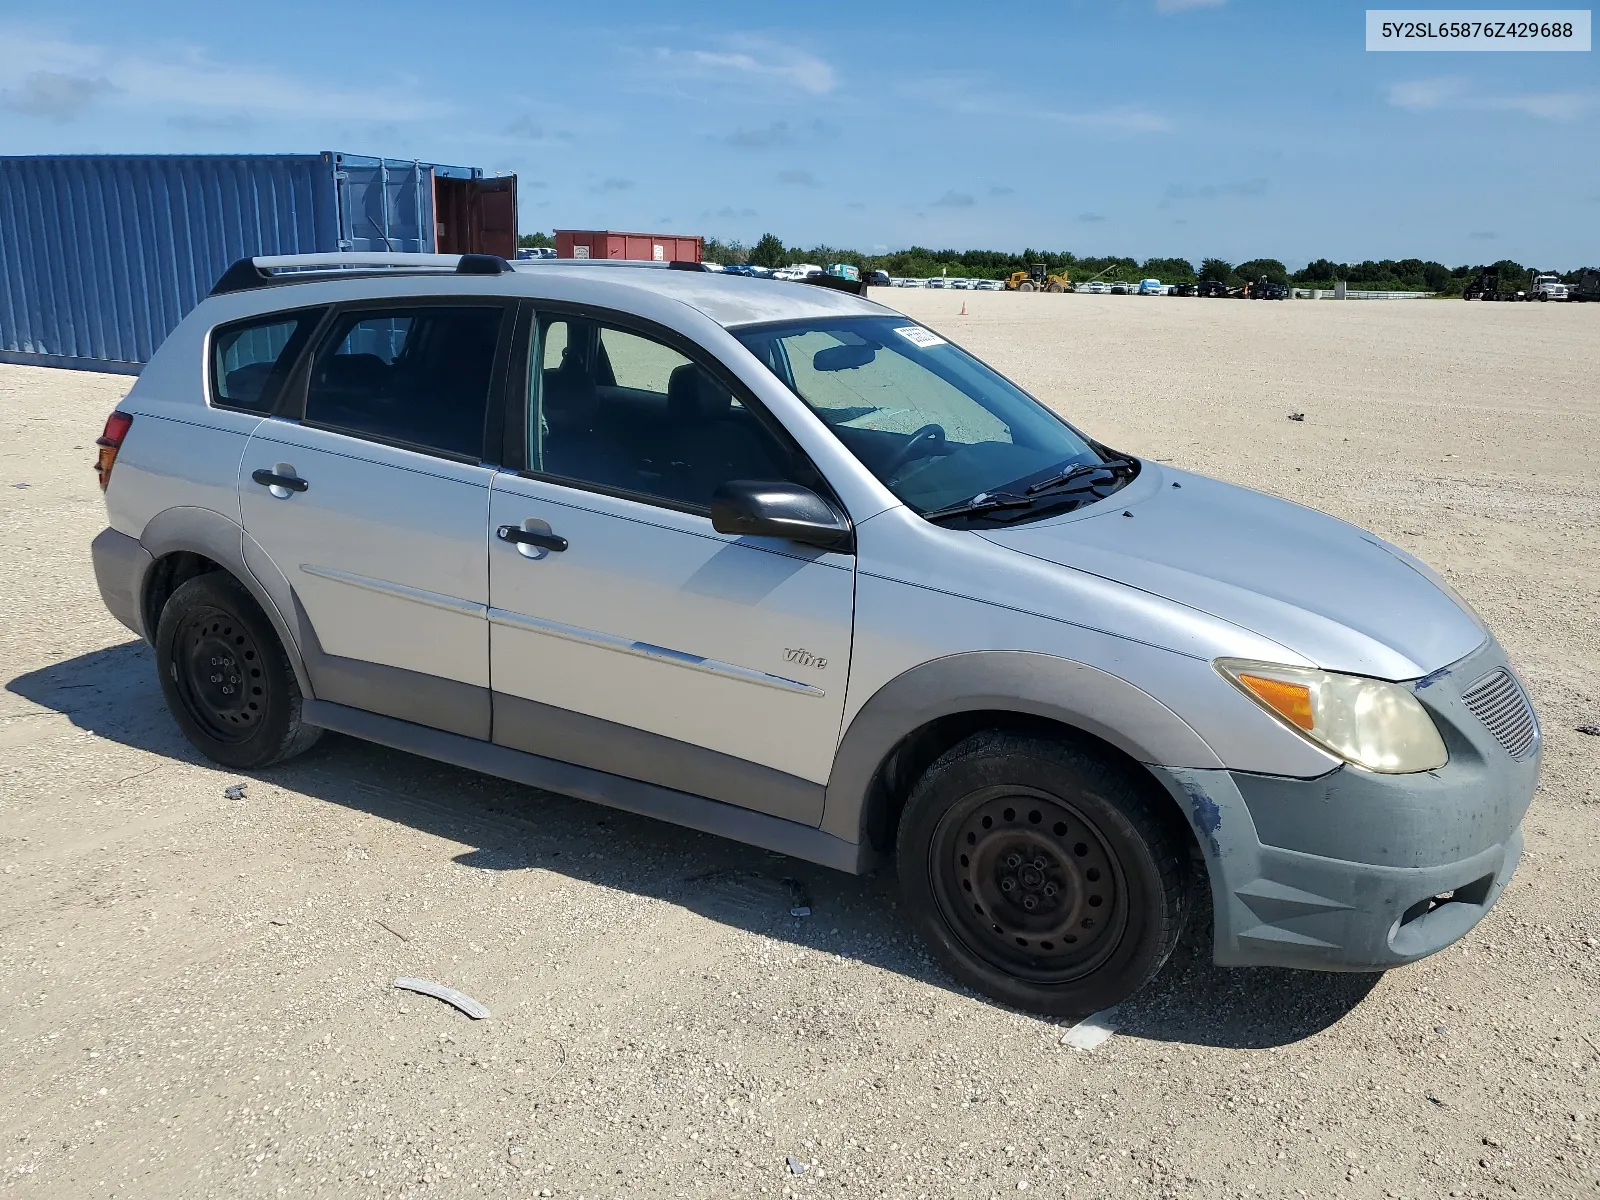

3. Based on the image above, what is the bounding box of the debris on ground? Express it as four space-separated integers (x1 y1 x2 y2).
375 918 412 942
1288 412 1305 422
784 877 813 918
1576 724 1600 736
786 1155 809 1175
1060 1007 1120 1050
223 783 248 801
680 869 816 922
393 977 491 1020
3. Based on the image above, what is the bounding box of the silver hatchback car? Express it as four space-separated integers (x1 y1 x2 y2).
90 253 1538 1016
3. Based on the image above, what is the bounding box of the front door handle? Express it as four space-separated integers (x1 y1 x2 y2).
251 468 309 493
497 524 568 552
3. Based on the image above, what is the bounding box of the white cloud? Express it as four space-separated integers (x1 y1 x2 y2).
899 75 1170 136
652 37 836 96
0 24 439 122
1388 75 1595 120
1387 76 1467 109
1157 0 1225 10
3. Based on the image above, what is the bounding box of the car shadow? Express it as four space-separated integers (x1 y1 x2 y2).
8 640 1380 1049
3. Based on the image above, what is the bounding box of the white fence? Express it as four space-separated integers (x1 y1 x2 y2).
1291 286 1437 300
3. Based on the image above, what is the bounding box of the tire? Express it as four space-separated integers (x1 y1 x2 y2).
155 572 321 770
1018 282 1035 292
896 731 1190 1017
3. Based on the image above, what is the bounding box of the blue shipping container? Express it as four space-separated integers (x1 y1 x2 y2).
0 152 511 373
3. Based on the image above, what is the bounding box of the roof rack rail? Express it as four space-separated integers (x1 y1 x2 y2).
210 252 513 296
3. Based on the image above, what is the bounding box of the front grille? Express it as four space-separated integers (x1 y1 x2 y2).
1460 668 1538 760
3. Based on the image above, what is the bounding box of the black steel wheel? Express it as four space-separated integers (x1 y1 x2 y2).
155 572 321 770
170 604 269 743
933 786 1128 984
897 731 1191 1016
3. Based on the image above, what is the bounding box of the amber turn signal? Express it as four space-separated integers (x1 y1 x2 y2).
1236 673 1315 731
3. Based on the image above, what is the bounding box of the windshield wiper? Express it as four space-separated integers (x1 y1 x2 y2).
1025 455 1138 495
923 456 1139 525
921 492 1038 523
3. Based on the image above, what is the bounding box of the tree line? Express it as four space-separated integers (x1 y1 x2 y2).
516 233 1590 295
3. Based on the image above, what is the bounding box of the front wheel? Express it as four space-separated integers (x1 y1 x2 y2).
155 572 321 770
897 732 1191 1016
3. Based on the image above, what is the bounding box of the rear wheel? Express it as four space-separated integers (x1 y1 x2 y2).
1018 282 1036 292
897 732 1190 1016
155 572 321 770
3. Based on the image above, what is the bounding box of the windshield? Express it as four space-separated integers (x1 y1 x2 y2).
735 316 1121 516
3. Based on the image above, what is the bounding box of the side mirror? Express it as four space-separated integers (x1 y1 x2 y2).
711 481 854 552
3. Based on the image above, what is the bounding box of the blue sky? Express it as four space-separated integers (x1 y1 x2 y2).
1 0 1595 267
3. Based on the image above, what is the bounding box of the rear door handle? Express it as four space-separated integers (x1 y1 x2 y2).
497 524 568 552
251 468 309 493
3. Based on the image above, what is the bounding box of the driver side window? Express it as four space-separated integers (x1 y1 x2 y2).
527 314 816 511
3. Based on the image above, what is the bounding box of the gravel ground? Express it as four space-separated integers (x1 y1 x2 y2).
2 293 1597 1200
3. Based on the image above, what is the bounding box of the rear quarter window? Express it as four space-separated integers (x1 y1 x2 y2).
210 310 324 413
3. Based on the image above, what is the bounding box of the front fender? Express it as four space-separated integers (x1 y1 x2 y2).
820 650 1224 846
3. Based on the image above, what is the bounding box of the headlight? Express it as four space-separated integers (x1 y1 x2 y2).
1215 658 1448 774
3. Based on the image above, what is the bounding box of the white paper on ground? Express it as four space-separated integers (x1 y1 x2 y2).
1060 1007 1119 1050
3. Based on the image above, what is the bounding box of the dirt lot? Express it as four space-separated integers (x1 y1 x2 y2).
2 293 1597 1200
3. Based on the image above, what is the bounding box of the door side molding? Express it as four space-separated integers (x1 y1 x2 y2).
300 563 487 618
487 607 825 696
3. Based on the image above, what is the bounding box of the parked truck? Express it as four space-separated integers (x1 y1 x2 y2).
1462 269 1525 301
1528 273 1569 301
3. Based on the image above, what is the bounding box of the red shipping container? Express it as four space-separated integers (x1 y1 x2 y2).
556 229 702 264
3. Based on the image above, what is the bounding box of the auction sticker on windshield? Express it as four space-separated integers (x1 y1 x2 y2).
894 326 947 349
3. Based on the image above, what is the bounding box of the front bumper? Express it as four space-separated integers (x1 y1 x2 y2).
1149 637 1539 971
1151 764 1524 970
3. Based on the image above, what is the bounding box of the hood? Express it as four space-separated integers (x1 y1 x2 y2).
977 466 1486 679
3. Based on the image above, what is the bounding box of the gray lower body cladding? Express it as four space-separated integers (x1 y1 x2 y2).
303 700 871 874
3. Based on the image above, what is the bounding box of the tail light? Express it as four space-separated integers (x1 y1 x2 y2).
95 410 133 490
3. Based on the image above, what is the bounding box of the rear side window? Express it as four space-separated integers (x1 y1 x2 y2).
211 311 322 412
305 306 504 459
